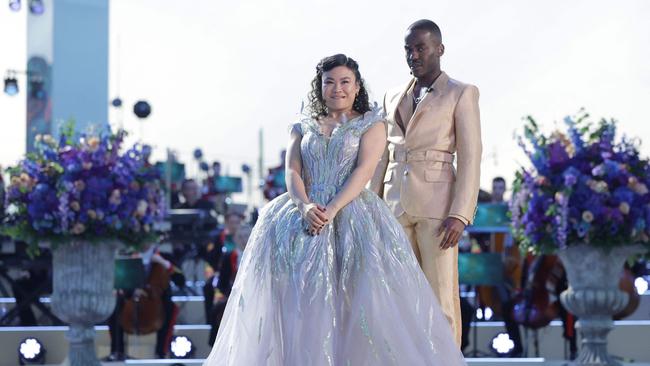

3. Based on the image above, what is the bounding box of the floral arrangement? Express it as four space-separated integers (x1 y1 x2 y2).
1 123 165 253
510 111 650 254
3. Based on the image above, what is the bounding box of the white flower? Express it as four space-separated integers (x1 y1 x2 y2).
619 202 630 215
136 200 148 217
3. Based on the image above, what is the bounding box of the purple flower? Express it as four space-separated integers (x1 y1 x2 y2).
511 111 650 252
563 167 579 186
548 141 570 167
591 164 605 177
1 125 164 249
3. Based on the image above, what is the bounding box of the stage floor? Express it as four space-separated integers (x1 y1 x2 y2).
37 359 650 366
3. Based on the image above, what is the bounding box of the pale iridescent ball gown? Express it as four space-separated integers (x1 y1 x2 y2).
204 111 466 366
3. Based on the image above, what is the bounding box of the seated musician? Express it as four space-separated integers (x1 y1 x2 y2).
104 244 184 361
202 212 246 346
3 242 56 326
175 178 214 211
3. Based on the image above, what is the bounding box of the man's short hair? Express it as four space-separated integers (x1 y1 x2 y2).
181 178 196 189
407 19 442 41
493 177 506 185
225 212 245 221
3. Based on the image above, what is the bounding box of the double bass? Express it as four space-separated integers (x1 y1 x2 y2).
512 254 564 329
120 257 171 335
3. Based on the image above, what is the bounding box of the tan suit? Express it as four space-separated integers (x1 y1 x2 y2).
369 71 482 346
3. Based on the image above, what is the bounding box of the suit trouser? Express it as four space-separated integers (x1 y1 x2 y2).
397 213 462 347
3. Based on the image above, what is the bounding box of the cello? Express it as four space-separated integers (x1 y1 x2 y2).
120 254 171 335
512 254 563 329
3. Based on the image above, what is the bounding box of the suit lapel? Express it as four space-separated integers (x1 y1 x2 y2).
405 72 450 136
393 79 415 135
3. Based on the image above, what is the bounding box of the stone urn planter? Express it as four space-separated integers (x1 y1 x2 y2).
50 241 118 366
558 244 645 366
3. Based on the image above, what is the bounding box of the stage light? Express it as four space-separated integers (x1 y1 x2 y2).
484 306 494 321
490 332 515 356
475 308 483 320
635 277 648 295
18 337 46 365
9 0 21 11
29 0 43 14
170 335 194 359
4 76 19 96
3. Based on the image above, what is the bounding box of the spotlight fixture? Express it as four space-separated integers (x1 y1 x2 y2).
483 306 494 321
28 0 43 15
170 335 194 359
18 337 46 365
9 0 21 11
4 73 19 96
635 276 649 295
490 332 515 356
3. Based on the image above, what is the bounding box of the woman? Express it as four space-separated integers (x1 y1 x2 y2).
204 54 466 365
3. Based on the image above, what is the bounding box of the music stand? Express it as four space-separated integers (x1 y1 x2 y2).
114 258 145 290
465 203 512 246
113 257 146 359
459 252 505 357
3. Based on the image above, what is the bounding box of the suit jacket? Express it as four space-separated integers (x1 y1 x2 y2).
368 71 482 224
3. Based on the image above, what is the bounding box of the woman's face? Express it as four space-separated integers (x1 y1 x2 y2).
321 66 360 114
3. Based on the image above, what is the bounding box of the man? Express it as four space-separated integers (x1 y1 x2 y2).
176 179 214 211
488 176 523 356
105 245 183 361
203 212 245 345
369 19 482 346
491 176 506 203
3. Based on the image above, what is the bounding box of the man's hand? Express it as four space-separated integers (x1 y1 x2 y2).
151 253 171 269
133 288 148 301
437 217 466 250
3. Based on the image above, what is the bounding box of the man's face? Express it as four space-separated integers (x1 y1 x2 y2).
492 181 506 202
182 181 200 205
404 29 443 79
226 215 242 234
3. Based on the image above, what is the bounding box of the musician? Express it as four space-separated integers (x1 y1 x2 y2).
105 245 184 361
462 178 523 356
202 212 245 345
491 176 506 203
489 177 523 356
172 178 218 285
263 150 287 201
176 178 214 211
204 162 229 215
4 242 54 326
